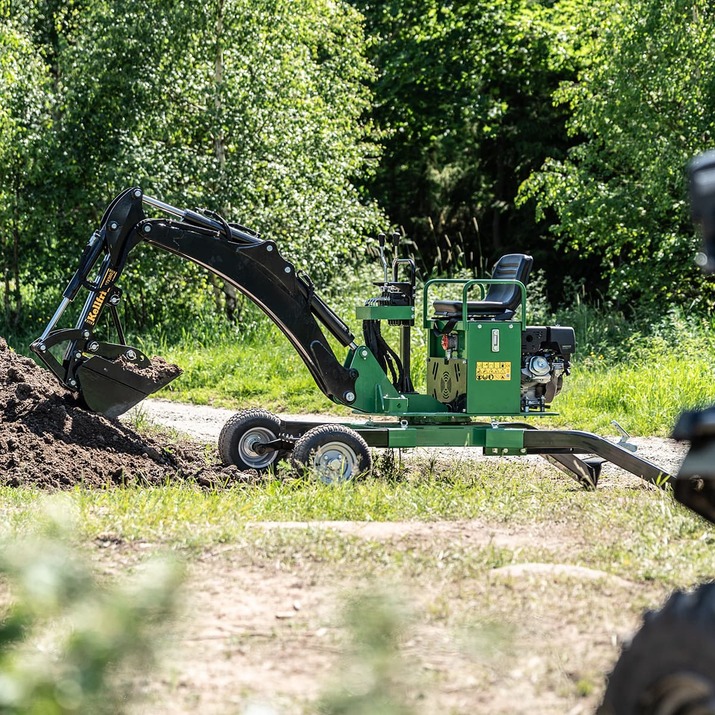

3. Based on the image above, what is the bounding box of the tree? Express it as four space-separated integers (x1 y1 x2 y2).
59 0 381 296
1 0 382 336
352 0 585 283
521 0 715 311
0 16 56 330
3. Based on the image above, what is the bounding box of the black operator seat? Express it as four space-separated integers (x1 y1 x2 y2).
433 253 533 321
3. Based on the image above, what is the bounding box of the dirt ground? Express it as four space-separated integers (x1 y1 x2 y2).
117 514 679 715
118 399 687 715
0 341 691 713
0 339 246 487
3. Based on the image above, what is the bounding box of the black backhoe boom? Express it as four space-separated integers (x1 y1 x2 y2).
31 187 359 417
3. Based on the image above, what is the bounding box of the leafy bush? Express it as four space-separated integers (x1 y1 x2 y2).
318 590 415 715
0 500 182 714
521 0 715 311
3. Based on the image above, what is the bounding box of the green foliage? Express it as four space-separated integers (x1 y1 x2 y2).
352 0 587 280
318 591 415 715
62 0 381 277
5 0 715 390
0 0 382 335
521 0 715 310
0 499 182 713
0 17 56 329
556 306 715 435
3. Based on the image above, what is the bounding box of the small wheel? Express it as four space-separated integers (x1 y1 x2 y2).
599 582 715 715
218 409 282 471
291 424 371 483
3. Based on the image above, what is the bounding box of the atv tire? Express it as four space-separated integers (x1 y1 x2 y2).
599 581 715 715
218 409 283 472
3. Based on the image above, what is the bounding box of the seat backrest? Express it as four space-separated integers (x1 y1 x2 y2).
484 253 533 312
431 253 534 320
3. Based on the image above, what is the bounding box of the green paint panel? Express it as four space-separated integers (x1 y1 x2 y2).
384 396 409 413
404 393 448 413
347 346 400 414
353 423 526 449
466 321 521 415
485 428 524 449
347 346 449 416
388 430 418 448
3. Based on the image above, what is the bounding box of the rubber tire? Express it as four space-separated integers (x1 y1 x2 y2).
599 582 715 715
291 424 371 483
218 409 283 471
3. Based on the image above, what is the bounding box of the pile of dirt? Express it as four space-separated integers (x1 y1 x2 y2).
0 338 246 489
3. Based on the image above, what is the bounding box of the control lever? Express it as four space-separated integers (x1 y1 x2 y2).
392 231 401 260
377 232 388 284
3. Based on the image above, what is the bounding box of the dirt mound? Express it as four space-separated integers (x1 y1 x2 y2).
0 338 245 488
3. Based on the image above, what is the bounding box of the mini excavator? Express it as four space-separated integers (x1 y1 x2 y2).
32 187 672 486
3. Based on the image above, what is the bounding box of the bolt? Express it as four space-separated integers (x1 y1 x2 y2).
38 343 47 353
88 341 99 352
133 189 142 199
69 379 77 387
477 324 483 329
266 245 274 252
126 350 137 360
109 221 118 231
74 351 82 359
360 349 368 358
109 294 120 305
82 330 90 339
284 266 291 273
344 391 356 403
143 224 152 233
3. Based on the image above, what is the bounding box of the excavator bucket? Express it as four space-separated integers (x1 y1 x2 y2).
74 345 182 419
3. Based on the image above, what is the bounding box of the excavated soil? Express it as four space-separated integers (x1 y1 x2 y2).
117 353 183 382
0 338 245 489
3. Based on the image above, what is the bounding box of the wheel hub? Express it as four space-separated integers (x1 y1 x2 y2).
238 427 277 469
314 442 358 482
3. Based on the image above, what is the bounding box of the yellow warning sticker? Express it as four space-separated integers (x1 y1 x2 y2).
476 361 511 381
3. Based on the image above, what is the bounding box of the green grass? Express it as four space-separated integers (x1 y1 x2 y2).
555 314 715 435
554 357 715 436
0 458 710 588
153 333 347 413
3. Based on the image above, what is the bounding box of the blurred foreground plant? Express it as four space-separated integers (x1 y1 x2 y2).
0 499 183 714
318 590 416 715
